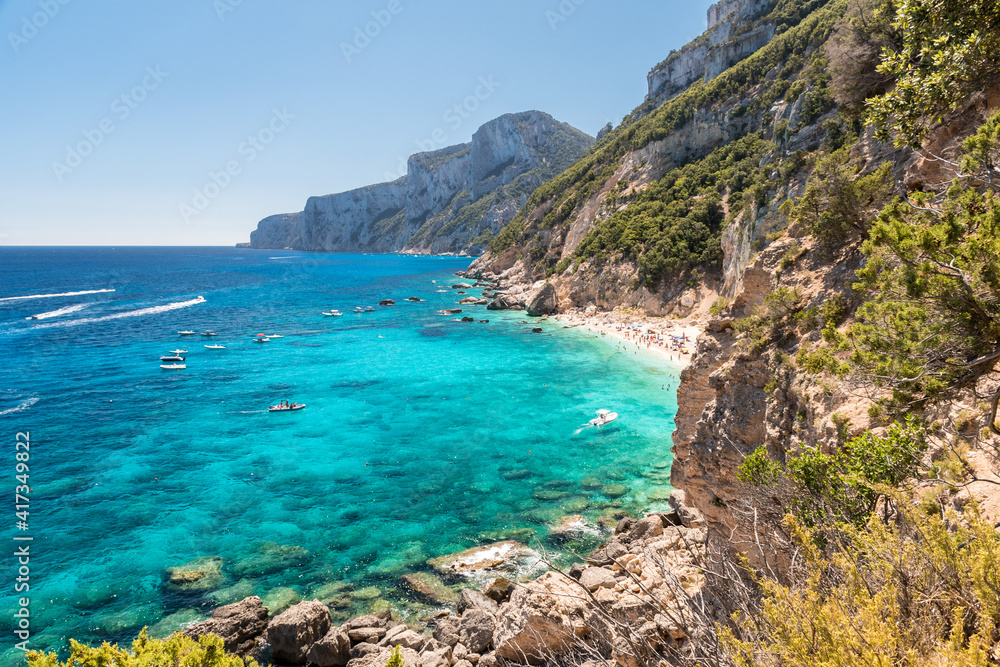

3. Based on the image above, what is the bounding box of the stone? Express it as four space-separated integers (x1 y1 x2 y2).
467 653 481 664
184 596 269 655
347 646 422 667
440 308 463 315
477 653 499 667
579 476 603 490
262 587 301 615
458 588 499 616
487 294 524 311
452 283 473 289
587 539 627 566
484 578 514 603
151 609 206 639
421 645 453 667
406 297 422 302
493 571 590 663
346 611 392 629
628 516 665 542
532 488 567 501
432 616 461 646
526 283 558 317
349 627 387 643
453 642 469 661
602 484 629 498
402 572 460 605
578 567 616 592
166 556 224 591
351 586 382 601
568 562 586 580
379 625 431 652
459 609 495 654
460 316 475 322
307 626 352 667
531 327 544 333
379 299 395 306
615 517 636 534
668 489 707 528
267 600 332 665
459 297 488 305
350 642 383 660
454 661 474 667
234 542 310 578
427 541 532 575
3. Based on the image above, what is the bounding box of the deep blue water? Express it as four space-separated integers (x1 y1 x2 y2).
0 247 678 660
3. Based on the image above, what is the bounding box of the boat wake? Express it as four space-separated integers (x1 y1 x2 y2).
0 397 39 416
26 303 92 320
34 296 206 329
0 288 115 303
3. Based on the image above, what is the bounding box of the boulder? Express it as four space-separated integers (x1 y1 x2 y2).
668 489 707 528
531 327 543 333
477 652 499 667
440 309 463 315
587 539 627 566
486 294 523 311
406 297 423 302
459 610 495 654
346 646 422 667
348 627 387 643
350 642 383 660
458 589 498 616
421 645 453 667
183 595 269 655
526 283 557 317
346 611 392 629
379 299 395 306
628 516 665 542
460 316 475 322
578 567 616 592
452 283 473 289
432 616 461 646
493 572 590 663
459 297 488 305
379 624 431 652
484 578 514 604
267 600 332 665
307 626 352 667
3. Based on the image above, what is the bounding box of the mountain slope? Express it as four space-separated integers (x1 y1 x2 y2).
246 111 593 255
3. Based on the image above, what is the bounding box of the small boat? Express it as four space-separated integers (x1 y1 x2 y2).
204 344 226 350
160 355 185 362
354 306 365 313
253 334 270 343
269 402 306 412
201 331 218 337
589 409 619 427
178 331 196 335
364 306 375 312
170 349 188 355
266 334 283 339
160 364 186 370
323 310 343 317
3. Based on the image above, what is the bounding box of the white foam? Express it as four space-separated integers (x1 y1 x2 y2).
0 397 38 416
26 303 91 320
34 296 206 329
0 288 114 303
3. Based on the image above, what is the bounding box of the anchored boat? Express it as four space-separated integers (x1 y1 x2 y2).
269 402 305 412
589 409 619 427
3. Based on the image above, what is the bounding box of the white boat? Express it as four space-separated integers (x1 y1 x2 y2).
266 334 283 339
170 349 188 355
204 344 226 349
269 402 305 412
178 331 196 335
354 306 365 313
160 364 186 370
323 310 343 317
253 337 270 343
160 355 185 362
364 306 376 312
589 409 619 427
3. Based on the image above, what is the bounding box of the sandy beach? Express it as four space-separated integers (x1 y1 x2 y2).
552 308 704 368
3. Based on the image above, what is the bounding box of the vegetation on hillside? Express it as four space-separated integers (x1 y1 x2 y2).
26 630 254 667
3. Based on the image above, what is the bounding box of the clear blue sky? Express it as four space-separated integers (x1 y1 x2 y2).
1 1 712 246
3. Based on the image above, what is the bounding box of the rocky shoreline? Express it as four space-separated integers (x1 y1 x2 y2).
184 492 709 667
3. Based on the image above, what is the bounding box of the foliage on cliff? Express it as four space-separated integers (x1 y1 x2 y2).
26 630 254 667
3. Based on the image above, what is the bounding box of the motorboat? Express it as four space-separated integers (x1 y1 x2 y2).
354 306 365 313
160 364 186 370
253 334 270 343
266 334 283 339
178 331 196 335
204 344 226 350
269 402 305 412
170 349 188 355
201 331 218 337
160 355 185 362
364 306 376 312
589 409 619 427
323 310 343 317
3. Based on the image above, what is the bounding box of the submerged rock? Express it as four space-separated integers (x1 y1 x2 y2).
151 609 206 639
428 541 533 575
166 556 224 591
579 476 603 491
401 572 460 605
351 586 382 601
234 542 310 578
602 484 629 498
262 587 301 615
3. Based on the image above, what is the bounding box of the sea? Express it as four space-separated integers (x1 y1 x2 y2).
0 247 680 660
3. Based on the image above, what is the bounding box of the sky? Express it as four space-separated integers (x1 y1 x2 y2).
0 1 714 246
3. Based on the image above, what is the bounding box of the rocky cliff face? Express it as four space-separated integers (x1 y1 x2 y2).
646 0 773 104
246 112 593 255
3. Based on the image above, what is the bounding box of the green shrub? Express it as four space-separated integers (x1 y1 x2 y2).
737 445 783 486
27 630 254 667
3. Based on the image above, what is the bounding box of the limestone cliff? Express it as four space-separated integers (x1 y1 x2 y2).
245 112 593 255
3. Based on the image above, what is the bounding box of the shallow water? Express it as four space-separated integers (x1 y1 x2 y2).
0 247 679 658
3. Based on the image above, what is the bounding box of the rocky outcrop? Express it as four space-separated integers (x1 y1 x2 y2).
526 283 557 317
246 112 593 255
183 595 269 656
268 600 333 664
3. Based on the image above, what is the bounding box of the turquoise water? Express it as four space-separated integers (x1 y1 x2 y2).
0 248 678 659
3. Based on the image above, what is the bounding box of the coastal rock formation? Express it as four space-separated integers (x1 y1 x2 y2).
526 283 557 317
182 595 269 655
267 600 332 664
246 112 593 255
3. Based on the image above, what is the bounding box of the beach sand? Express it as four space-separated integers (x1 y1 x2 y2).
553 309 704 368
